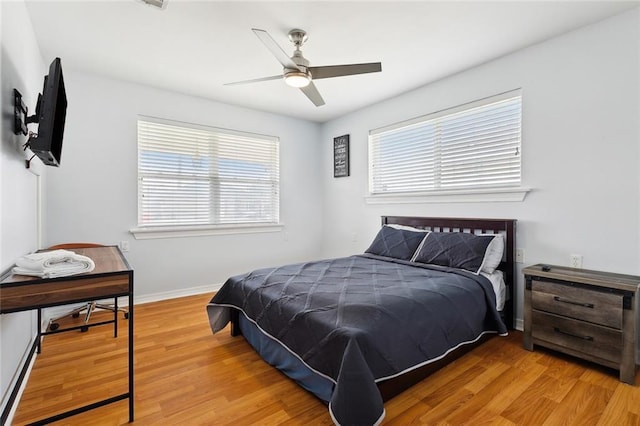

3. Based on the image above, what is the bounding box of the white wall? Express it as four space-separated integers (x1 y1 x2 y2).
319 8 640 326
0 0 46 415
44 72 324 299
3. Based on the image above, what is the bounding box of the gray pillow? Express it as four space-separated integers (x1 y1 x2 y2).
365 225 428 260
413 232 498 274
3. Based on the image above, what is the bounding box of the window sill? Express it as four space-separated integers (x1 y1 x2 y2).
130 223 284 240
365 187 531 204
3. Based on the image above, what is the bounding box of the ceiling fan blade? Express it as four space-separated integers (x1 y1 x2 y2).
252 28 300 71
300 82 325 107
309 62 382 80
224 75 282 86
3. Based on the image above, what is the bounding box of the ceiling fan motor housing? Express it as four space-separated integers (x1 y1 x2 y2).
285 49 311 85
290 50 310 71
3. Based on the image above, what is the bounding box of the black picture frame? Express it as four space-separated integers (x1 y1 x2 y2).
333 134 350 178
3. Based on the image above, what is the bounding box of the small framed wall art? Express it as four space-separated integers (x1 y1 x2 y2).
333 134 350 178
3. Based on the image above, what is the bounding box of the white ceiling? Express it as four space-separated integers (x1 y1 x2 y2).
25 0 638 123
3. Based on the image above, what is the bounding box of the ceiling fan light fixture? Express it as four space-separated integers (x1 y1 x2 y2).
284 71 311 88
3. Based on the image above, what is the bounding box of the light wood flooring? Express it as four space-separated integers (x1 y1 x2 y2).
12 293 640 425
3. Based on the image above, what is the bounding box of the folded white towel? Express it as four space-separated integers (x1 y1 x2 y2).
13 249 95 278
15 249 75 270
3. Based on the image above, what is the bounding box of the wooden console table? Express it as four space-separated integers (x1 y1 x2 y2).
0 245 134 424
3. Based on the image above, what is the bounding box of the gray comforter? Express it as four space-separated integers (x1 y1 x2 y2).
207 254 507 425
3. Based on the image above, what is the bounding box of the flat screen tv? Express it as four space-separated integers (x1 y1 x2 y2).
28 57 67 167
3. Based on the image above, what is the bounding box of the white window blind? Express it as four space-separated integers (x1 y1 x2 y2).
369 91 522 195
137 117 279 228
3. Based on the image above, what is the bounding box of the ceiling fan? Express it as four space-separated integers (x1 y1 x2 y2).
225 28 382 107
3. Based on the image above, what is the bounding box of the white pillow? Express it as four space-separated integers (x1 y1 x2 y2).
387 223 428 232
478 234 504 274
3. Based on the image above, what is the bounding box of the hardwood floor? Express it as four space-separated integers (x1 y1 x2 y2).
12 293 640 425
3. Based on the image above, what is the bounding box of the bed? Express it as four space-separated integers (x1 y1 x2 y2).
207 216 516 425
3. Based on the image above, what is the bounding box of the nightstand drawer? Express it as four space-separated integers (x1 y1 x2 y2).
532 310 622 363
531 280 623 329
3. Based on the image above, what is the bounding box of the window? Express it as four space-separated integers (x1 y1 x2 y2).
136 117 279 233
368 90 524 201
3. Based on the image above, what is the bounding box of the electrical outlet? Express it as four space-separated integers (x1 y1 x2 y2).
120 241 130 252
515 249 525 263
570 254 583 268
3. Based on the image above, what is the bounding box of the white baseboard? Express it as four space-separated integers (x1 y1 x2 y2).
514 318 523 331
2 336 39 425
134 283 222 305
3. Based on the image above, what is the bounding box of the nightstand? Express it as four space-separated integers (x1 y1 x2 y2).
523 264 640 384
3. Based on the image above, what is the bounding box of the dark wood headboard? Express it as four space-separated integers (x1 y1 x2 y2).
381 216 517 329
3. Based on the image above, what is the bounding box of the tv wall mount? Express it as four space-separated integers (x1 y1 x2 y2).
13 88 40 168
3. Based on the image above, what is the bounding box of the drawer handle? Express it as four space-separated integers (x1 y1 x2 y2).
553 296 594 309
553 327 594 341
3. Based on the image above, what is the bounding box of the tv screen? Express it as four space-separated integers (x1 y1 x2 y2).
29 57 67 167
